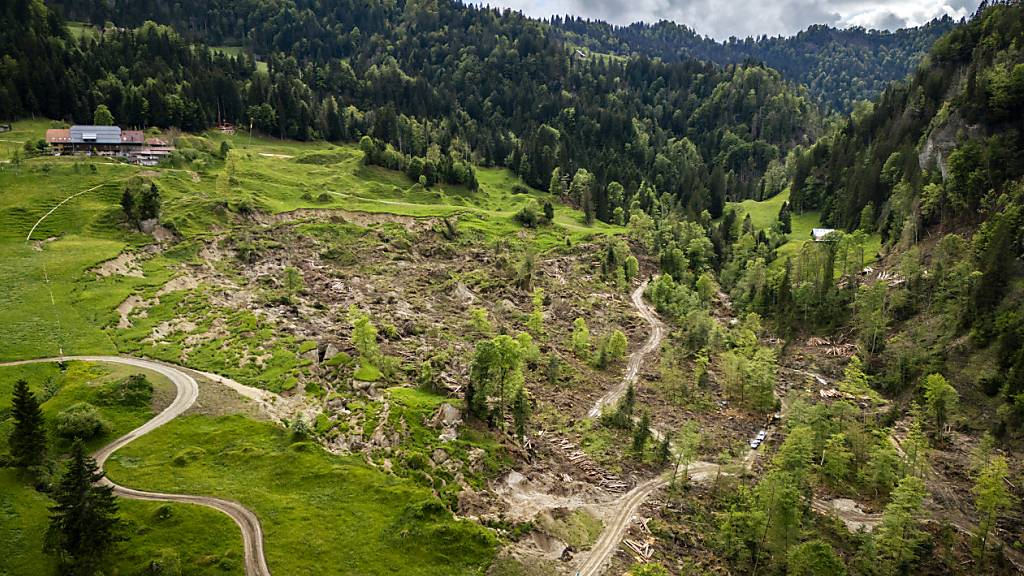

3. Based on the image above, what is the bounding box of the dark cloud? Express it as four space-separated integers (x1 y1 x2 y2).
488 0 981 39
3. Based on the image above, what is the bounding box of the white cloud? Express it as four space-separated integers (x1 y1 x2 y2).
483 0 980 39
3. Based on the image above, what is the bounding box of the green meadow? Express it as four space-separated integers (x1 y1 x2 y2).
729 188 882 269
106 412 498 575
0 361 244 575
0 119 622 363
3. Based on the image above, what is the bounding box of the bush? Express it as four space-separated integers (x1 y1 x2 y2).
96 374 153 407
514 200 549 228
54 402 108 440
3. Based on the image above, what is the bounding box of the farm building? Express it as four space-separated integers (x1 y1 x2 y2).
45 125 173 165
811 228 838 242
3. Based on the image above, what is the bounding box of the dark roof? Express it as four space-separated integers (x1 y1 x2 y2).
69 125 122 145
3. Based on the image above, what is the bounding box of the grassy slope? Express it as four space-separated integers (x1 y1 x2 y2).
0 361 244 575
0 121 560 573
106 413 497 575
0 119 620 362
729 189 881 268
0 119 57 157
0 471 244 576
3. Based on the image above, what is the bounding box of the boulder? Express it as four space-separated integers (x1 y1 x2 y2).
139 218 160 234
453 281 476 304
322 343 340 362
431 448 449 466
432 403 463 427
352 379 376 392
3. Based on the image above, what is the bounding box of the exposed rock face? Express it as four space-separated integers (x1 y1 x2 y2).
918 108 984 181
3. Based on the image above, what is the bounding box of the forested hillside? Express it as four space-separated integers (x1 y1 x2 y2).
557 17 957 112
4 0 823 219
5 0 1024 575
724 0 1024 435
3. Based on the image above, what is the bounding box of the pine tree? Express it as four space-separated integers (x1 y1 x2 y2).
778 200 792 233
138 182 161 221
973 455 1012 562
923 373 959 441
512 388 529 440
876 475 927 575
120 188 136 224
46 441 124 574
632 410 651 456
9 379 47 470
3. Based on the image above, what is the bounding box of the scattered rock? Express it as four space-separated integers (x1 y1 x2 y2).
432 403 462 426
145 318 197 343
431 448 449 465
352 379 377 392
322 343 340 362
453 281 476 304
139 218 159 234
93 252 144 278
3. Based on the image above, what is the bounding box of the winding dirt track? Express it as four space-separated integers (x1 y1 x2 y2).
587 280 663 419
576 462 718 576
576 280 669 575
1 355 271 576
574 284 876 575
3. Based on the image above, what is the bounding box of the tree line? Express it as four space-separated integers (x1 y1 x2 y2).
5 0 819 221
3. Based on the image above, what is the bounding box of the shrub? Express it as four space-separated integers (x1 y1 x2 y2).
172 447 207 466
96 374 152 407
54 402 108 439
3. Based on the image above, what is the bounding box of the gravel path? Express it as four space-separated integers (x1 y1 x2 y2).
1 355 272 576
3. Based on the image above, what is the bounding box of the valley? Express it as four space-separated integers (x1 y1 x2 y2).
2 1 1024 576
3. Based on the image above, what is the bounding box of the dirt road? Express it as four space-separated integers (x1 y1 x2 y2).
575 462 720 576
573 288 882 575
587 280 664 419
1 355 271 576
575 280 669 575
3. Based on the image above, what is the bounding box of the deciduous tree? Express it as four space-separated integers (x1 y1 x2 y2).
923 373 959 440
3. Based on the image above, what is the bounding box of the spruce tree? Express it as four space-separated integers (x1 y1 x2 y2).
512 388 529 440
46 441 124 574
119 187 135 224
9 378 47 470
632 411 651 456
138 182 161 221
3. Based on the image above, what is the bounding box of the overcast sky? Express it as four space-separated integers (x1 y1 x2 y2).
484 0 981 40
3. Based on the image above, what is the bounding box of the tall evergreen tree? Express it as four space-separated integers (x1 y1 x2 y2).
45 441 124 574
138 183 161 221
9 378 47 470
